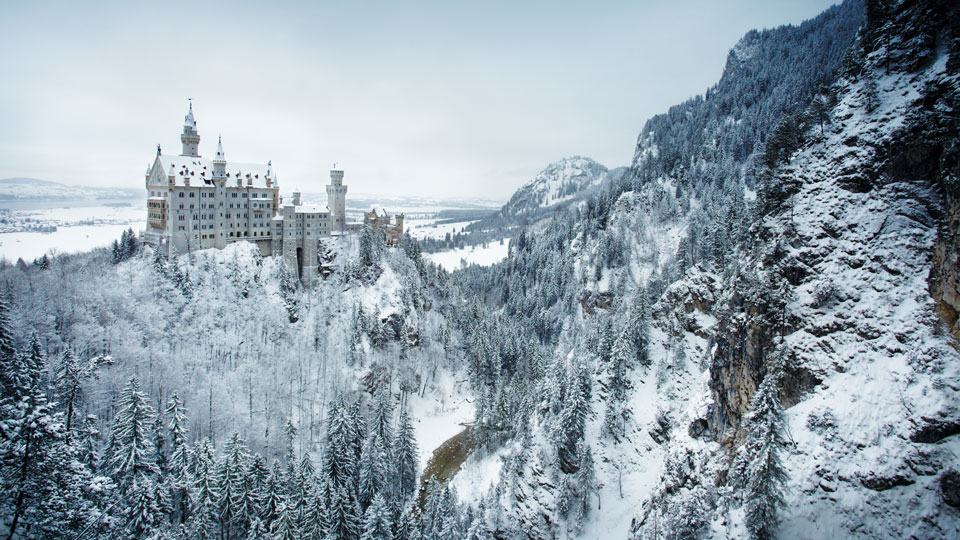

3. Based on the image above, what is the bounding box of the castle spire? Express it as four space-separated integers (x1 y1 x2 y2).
214 135 225 162
180 99 200 157
212 134 226 179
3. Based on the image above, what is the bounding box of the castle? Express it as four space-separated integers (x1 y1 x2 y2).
364 208 405 246
143 102 347 283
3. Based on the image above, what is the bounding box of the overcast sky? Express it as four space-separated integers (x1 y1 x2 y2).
0 0 840 200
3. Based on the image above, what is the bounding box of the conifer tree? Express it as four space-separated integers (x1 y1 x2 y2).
259 461 285 529
393 407 419 503
573 444 597 528
371 390 394 443
736 369 788 540
55 346 108 434
166 393 193 525
0 340 102 539
0 290 20 399
108 377 160 490
270 501 300 540
629 293 651 366
361 492 394 540
192 439 220 540
358 432 387 510
325 485 361 540
77 413 102 471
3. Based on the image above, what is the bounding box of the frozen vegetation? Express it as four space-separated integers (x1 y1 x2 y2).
1 1 959 539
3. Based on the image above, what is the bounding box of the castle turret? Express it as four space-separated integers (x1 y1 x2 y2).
212 135 226 179
326 164 347 231
180 100 200 157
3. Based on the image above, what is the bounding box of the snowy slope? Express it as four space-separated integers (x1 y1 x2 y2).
498 157 622 220
629 2 960 538
449 2 960 539
3 235 475 471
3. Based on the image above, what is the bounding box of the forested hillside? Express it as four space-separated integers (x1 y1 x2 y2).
2 0 959 539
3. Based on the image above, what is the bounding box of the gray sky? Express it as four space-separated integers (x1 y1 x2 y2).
0 0 840 200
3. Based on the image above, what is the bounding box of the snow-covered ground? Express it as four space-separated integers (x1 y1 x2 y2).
405 219 477 240
427 242 509 271
0 222 143 262
0 203 144 261
407 370 475 472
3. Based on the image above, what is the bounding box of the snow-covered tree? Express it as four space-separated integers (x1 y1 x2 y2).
735 368 788 540
107 377 160 490
360 492 394 540
393 407 419 503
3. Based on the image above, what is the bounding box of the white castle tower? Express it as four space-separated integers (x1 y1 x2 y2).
326 164 347 231
180 100 200 157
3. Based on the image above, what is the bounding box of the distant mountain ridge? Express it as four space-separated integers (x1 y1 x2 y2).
501 156 623 218
0 177 141 200
464 156 625 235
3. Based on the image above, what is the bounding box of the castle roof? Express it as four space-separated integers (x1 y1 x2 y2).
153 154 277 189
294 204 329 214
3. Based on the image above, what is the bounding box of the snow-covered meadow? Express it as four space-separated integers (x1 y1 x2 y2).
0 203 144 262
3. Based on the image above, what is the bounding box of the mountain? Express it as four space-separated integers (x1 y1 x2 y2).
446 0 960 538
443 157 625 249
1 0 958 539
499 157 623 219
0 177 141 200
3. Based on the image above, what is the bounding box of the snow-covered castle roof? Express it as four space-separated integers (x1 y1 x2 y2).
154 154 276 189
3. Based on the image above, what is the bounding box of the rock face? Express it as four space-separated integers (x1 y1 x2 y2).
942 469 960 508
930 156 960 339
638 2 960 537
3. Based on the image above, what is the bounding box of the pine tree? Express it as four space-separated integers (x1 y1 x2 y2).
192 439 220 540
602 331 631 440
0 342 102 539
125 477 164 539
77 413 102 471
325 485 361 540
218 432 252 538
154 414 168 476
737 369 788 540
152 244 168 277
283 418 298 470
809 95 830 136
246 453 270 522
259 461 285 530
393 407 419 503
270 501 300 540
370 390 394 443
112 238 124 264
55 348 82 434
55 347 109 434
361 492 394 540
555 363 591 474
0 290 20 399
573 444 597 528
166 393 193 525
629 293 651 366
358 432 387 511
107 377 160 491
